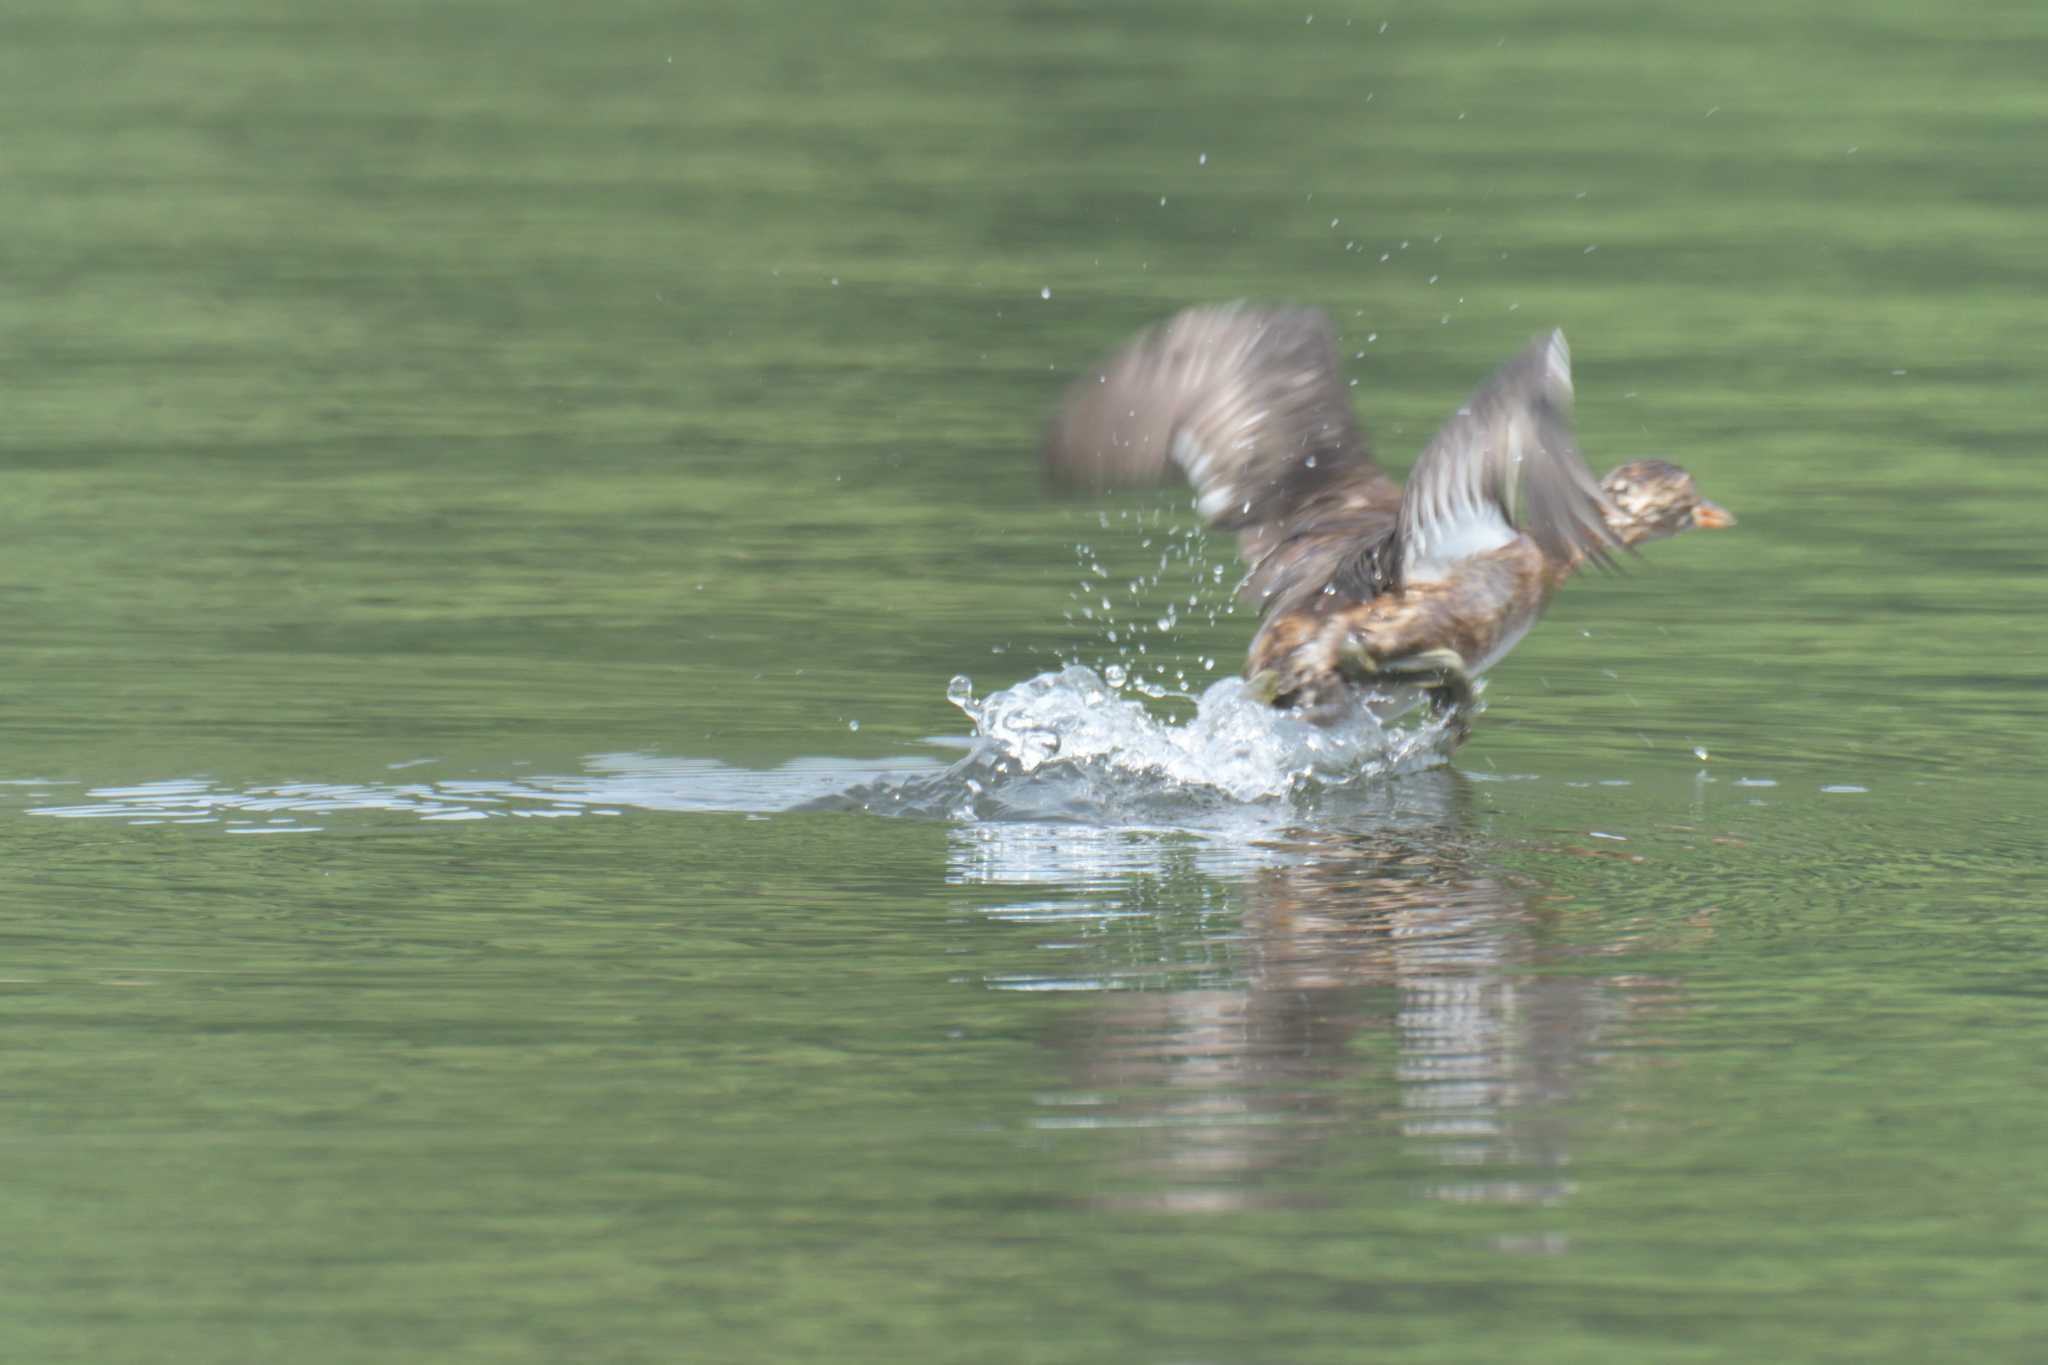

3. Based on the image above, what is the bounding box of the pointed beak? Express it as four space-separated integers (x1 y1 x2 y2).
1691 500 1736 530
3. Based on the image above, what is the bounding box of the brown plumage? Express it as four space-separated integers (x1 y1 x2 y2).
1043 304 1733 737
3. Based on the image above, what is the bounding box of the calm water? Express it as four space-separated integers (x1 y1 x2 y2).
5 1 2046 1360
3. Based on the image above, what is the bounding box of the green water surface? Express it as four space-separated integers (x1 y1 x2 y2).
4 1 2046 1361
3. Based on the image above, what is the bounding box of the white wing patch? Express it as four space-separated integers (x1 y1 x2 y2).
1174 427 1253 523
1401 403 1519 583
1402 499 1516 583
1397 329 1579 585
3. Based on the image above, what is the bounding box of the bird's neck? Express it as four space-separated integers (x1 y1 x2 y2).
1538 497 1649 593
1598 506 1656 549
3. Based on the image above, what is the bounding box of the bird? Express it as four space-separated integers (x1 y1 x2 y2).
1041 303 1733 740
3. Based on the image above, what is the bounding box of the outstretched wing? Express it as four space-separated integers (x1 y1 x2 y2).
1042 304 1401 578
1396 330 1621 587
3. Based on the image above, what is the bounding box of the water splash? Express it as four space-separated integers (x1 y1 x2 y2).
1061 510 1235 703
833 666 1459 824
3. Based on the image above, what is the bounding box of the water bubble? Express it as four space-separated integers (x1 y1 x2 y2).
1104 664 1128 688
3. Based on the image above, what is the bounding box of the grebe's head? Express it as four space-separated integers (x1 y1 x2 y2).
1600 459 1735 544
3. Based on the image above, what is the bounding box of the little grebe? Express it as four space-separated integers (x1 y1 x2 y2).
1043 304 1733 739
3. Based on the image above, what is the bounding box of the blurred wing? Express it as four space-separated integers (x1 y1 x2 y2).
1396 330 1620 586
1042 304 1399 548
1236 499 1402 616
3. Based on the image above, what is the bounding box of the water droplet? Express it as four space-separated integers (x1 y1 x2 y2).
848 719 860 732
1104 664 1128 687
1040 286 1052 300
947 675 974 708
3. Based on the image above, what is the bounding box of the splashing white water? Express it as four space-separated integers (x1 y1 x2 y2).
927 664 1458 815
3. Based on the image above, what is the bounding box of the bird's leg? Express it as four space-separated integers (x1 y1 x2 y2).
1333 631 1479 739
1334 636 1377 681
1369 646 1478 743
1386 647 1472 702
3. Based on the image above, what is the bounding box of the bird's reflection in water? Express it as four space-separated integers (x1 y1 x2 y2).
949 772 1683 1215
